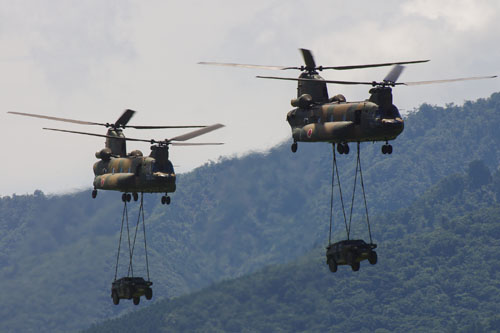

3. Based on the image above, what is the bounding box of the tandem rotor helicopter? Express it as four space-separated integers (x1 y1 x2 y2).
8 109 224 205
200 49 496 155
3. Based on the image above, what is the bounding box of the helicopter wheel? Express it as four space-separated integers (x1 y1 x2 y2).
343 143 350 154
387 145 393 154
337 143 344 154
122 193 127 202
291 142 297 153
161 196 167 205
382 145 387 154
126 193 131 202
92 189 97 199
133 193 138 201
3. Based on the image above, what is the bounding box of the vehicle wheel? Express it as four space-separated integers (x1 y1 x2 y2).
145 288 153 300
343 143 350 154
291 142 297 153
387 145 393 154
112 291 119 305
381 145 387 154
327 258 337 273
133 192 138 201
368 251 378 265
351 262 360 271
126 193 131 202
166 196 171 205
133 297 140 305
92 190 97 199
337 143 344 154
122 193 127 202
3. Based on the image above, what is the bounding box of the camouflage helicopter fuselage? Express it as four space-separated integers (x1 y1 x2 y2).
93 151 176 194
286 98 404 144
286 72 404 147
93 130 176 194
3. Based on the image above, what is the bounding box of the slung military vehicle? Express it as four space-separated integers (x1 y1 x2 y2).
8 110 224 204
200 49 496 154
111 277 153 305
326 239 377 272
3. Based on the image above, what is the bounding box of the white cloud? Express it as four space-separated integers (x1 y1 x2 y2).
0 0 498 196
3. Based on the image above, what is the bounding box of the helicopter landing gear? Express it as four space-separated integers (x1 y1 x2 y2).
133 193 139 202
92 189 97 199
161 194 171 205
291 142 297 153
381 143 393 155
336 142 350 155
122 193 132 202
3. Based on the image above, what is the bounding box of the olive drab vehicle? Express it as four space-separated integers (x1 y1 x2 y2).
8 110 224 204
200 49 496 155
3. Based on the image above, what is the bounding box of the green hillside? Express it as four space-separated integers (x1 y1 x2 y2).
86 166 500 332
1 93 499 331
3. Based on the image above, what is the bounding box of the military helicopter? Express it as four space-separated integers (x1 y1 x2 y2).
8 110 224 204
200 49 496 155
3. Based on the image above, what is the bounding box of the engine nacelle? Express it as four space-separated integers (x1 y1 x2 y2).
95 148 112 160
291 94 313 108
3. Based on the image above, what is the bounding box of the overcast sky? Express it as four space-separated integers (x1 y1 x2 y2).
1 0 499 196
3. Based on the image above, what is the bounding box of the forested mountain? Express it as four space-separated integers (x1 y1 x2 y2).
85 167 500 332
1 93 499 332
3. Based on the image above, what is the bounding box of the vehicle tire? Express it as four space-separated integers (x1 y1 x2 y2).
161 196 166 205
344 143 350 154
166 196 171 205
351 262 360 271
337 143 344 154
92 190 97 199
133 297 140 305
126 193 131 202
291 142 297 153
133 192 138 201
328 258 337 273
112 291 119 305
387 145 393 154
145 288 153 300
122 193 127 202
382 145 387 154
368 251 378 265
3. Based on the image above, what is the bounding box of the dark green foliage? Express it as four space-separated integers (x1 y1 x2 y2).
1 93 500 332
86 170 500 332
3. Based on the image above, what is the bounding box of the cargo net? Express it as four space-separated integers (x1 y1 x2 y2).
114 193 150 282
328 142 372 244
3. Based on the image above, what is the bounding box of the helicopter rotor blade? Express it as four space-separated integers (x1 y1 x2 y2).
402 75 497 86
42 128 153 143
383 65 405 84
126 125 208 129
114 109 135 128
169 123 225 142
8 111 107 126
256 75 376 85
198 62 291 70
322 59 429 70
300 48 316 70
171 142 224 146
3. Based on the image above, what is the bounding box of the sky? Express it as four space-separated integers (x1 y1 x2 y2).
0 0 499 196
